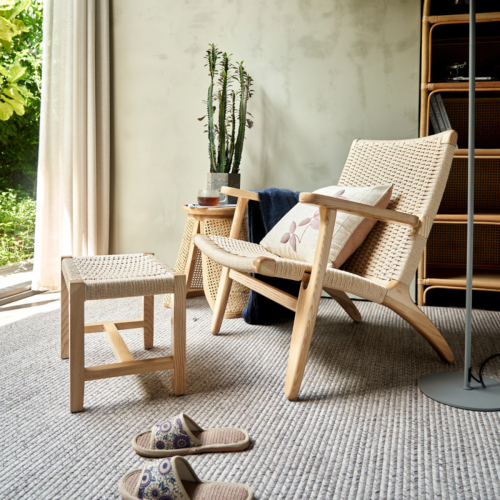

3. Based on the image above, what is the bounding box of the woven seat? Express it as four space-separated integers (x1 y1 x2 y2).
194 235 387 303
60 253 185 412
194 235 312 281
62 254 175 300
194 131 458 400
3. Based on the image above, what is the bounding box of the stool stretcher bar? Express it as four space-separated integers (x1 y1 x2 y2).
84 356 175 381
84 318 145 334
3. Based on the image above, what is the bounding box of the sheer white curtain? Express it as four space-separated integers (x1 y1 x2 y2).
33 0 110 290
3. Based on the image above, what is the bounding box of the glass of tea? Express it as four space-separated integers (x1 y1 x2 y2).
197 189 227 206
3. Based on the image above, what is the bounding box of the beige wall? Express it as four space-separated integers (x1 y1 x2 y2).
110 0 421 267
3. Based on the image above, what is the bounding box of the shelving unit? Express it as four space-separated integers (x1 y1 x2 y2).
418 0 500 306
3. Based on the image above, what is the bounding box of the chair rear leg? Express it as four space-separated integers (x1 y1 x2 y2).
383 282 454 363
323 287 362 323
211 267 233 334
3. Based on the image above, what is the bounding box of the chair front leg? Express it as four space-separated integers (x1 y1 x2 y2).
211 267 233 334
210 196 249 334
284 207 336 400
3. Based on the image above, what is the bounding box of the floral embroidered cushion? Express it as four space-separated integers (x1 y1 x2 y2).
259 184 393 267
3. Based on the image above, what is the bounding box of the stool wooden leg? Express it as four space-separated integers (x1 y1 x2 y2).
69 281 85 412
143 295 154 349
60 269 69 359
171 273 186 396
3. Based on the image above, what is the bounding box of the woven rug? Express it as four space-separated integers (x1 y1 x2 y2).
1 296 500 499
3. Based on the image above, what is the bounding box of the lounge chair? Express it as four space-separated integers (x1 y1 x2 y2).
194 131 458 399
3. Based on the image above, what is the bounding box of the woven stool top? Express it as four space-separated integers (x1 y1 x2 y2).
62 254 176 300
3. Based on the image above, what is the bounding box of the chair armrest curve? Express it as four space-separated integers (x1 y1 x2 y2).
299 192 420 229
221 186 260 202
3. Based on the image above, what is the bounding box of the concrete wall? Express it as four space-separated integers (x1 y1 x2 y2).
110 0 421 268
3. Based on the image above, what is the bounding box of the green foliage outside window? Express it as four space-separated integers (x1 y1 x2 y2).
0 1 42 265
0 0 42 196
0 188 35 265
0 0 34 121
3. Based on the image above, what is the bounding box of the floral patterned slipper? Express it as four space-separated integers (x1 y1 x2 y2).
132 413 250 458
118 456 253 500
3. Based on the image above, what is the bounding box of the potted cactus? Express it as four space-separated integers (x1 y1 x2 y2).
199 44 254 203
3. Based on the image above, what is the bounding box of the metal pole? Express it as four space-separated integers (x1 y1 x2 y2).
464 0 475 390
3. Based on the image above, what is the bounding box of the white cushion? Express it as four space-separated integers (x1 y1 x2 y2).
260 184 393 266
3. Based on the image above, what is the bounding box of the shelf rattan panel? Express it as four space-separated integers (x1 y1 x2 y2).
439 158 500 213
427 223 500 267
441 97 500 149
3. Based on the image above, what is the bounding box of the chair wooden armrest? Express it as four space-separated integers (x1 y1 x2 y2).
221 186 260 202
219 187 259 240
299 192 420 229
219 189 280 276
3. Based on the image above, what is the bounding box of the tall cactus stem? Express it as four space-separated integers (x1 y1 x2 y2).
233 63 248 174
217 54 229 173
226 91 236 173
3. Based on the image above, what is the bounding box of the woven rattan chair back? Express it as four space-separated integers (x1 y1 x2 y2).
339 134 455 286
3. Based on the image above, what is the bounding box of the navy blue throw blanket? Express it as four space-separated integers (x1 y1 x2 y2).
242 188 301 325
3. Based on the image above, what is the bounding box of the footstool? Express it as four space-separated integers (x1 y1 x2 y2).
61 253 186 413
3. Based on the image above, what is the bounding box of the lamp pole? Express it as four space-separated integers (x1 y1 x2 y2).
463 0 475 391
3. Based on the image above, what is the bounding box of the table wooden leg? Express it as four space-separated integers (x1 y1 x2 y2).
184 220 201 294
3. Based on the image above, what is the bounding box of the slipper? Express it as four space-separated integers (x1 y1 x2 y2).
119 456 253 500
132 413 250 457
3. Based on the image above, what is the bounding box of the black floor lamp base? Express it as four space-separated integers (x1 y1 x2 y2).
420 372 500 411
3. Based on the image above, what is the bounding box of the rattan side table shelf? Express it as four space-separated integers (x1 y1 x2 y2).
164 205 249 318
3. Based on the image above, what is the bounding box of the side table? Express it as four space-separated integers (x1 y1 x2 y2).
164 205 249 319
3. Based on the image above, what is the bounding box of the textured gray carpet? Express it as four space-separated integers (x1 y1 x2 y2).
1 295 500 499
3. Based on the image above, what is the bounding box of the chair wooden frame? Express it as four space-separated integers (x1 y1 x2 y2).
202 131 458 400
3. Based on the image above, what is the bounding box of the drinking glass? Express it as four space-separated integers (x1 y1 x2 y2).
197 189 227 206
